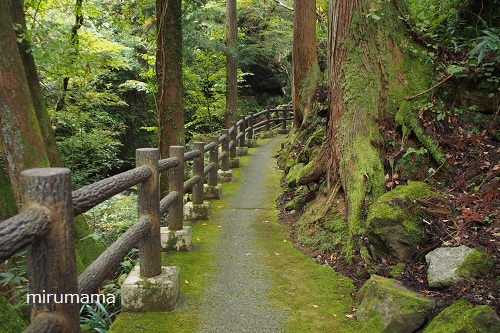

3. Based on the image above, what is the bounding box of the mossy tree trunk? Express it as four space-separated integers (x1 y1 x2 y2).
225 0 238 129
0 0 55 206
157 0 185 196
292 0 320 130
323 0 435 254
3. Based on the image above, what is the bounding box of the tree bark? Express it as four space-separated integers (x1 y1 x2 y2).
0 0 51 205
225 0 238 129
292 0 320 130
325 0 434 253
157 0 184 196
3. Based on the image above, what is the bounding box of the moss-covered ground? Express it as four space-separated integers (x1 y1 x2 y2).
109 137 359 332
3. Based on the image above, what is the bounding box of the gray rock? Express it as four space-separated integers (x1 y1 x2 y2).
356 275 434 333
425 246 493 288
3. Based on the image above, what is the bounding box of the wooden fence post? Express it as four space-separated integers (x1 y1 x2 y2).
265 106 271 132
282 106 287 130
248 112 254 140
239 115 246 147
193 142 204 205
21 168 80 332
136 148 161 278
208 136 219 186
229 121 237 161
169 146 185 231
221 129 229 172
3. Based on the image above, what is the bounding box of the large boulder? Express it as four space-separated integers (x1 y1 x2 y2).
425 246 493 288
356 275 434 333
366 181 434 261
423 299 500 333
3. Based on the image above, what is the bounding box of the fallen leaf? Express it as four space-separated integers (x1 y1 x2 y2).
345 314 354 319
312 305 319 308
275 252 280 256
185 280 189 285
196 238 201 241
283 239 288 243
218 225 222 228
202 223 208 226
246 253 251 256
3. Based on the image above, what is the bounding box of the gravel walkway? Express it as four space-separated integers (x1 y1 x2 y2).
197 136 287 333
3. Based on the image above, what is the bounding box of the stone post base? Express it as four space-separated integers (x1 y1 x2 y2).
236 147 248 156
218 169 233 182
183 201 210 221
229 158 240 168
160 226 192 251
246 139 257 148
204 184 222 200
278 129 289 134
121 266 180 312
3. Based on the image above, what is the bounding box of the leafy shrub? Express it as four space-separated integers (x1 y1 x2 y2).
83 193 138 244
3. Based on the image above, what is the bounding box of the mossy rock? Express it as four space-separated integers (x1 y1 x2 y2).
356 275 434 333
0 294 26 333
423 299 500 333
285 163 305 187
426 246 494 288
366 181 434 261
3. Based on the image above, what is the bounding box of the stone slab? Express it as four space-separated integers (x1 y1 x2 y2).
160 226 192 251
236 147 248 156
183 201 210 221
121 265 180 312
218 169 233 182
204 184 222 200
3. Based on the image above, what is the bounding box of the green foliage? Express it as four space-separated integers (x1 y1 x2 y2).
0 252 29 319
83 193 138 244
80 302 119 333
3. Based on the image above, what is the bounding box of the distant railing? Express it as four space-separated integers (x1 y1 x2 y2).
0 105 293 333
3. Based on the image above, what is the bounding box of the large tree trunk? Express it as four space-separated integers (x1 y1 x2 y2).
157 0 184 196
225 0 238 128
325 0 435 254
292 0 320 130
0 0 53 205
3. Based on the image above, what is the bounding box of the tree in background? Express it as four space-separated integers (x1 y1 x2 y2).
225 0 238 128
292 0 320 130
157 0 184 195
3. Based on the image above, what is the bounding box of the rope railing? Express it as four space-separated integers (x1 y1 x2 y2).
0 104 292 332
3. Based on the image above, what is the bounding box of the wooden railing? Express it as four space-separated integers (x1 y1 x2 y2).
0 105 293 333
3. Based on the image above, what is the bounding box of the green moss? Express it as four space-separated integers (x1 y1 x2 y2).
389 262 406 279
285 163 305 187
356 276 434 333
455 250 493 280
0 294 26 333
423 299 500 333
366 182 434 260
0 163 17 220
74 215 107 274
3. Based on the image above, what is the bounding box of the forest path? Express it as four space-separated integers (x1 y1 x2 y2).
109 135 358 333
196 135 288 333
